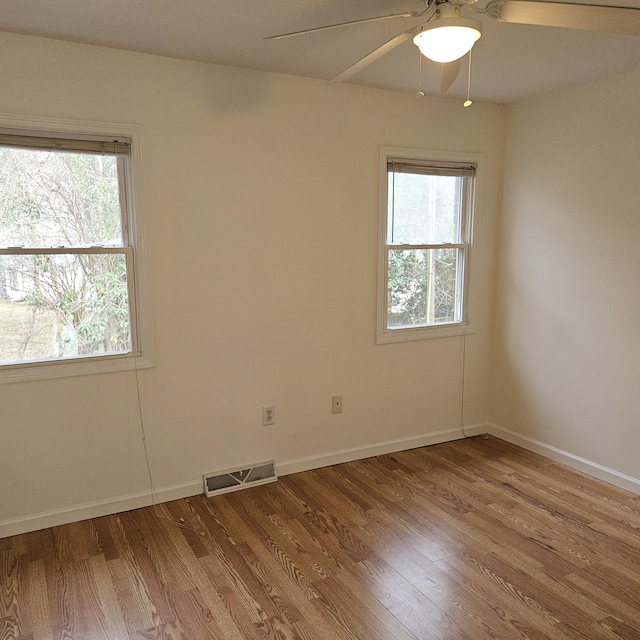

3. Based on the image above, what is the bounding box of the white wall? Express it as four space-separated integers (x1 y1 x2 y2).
491 70 640 482
0 32 505 536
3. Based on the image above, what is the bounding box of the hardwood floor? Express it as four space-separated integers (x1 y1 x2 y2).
3 435 640 639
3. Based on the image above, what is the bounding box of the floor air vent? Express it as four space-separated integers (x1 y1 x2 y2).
203 461 277 497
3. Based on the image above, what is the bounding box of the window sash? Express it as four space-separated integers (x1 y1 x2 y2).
385 246 466 330
385 243 467 250
0 247 130 255
0 247 139 359
387 159 476 177
0 129 130 156
0 151 130 251
387 167 470 247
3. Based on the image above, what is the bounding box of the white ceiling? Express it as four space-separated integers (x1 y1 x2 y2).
1 0 639 103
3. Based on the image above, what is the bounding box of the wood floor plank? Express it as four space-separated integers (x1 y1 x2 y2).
332 465 472 558
26 559 53 640
3 436 640 639
267 514 341 581
72 558 120 639
355 555 499 640
435 553 563 640
196 555 258 639
214 494 321 603
105 557 158 635
108 515 175 628
42 559 77 640
163 586 230 640
1 548 31 640
294 469 371 529
594 615 640 640
135 619 189 640
87 554 133 640
90 517 121 562
310 575 416 640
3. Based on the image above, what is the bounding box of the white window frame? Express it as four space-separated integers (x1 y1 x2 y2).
377 146 482 344
0 114 153 383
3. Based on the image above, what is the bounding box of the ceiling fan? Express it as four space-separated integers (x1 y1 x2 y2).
265 0 640 96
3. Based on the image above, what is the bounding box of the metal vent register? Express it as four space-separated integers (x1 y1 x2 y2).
203 461 277 497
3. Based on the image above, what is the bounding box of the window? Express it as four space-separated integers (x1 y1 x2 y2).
0 120 152 381
377 147 480 344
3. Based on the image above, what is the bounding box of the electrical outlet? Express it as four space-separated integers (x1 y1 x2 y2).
263 405 275 426
332 395 343 414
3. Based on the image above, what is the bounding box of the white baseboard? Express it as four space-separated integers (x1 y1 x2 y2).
0 424 485 539
0 479 202 540
486 423 640 495
277 424 486 476
6 423 639 539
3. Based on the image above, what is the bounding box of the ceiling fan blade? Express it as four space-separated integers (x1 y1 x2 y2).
327 31 414 84
265 11 420 40
485 0 640 35
440 59 462 96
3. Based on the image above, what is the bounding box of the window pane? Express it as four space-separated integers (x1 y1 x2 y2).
0 253 131 363
387 248 459 328
0 148 123 248
387 172 461 245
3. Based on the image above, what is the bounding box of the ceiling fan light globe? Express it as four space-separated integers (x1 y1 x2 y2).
413 19 482 63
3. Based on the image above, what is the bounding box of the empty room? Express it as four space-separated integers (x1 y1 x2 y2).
1 0 639 638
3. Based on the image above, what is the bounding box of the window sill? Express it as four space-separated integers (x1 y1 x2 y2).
376 324 475 345
0 353 153 384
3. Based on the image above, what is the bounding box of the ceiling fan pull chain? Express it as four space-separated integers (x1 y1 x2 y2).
416 29 425 99
464 49 473 107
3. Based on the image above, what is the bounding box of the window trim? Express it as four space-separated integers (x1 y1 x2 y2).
377 146 483 345
0 113 153 383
